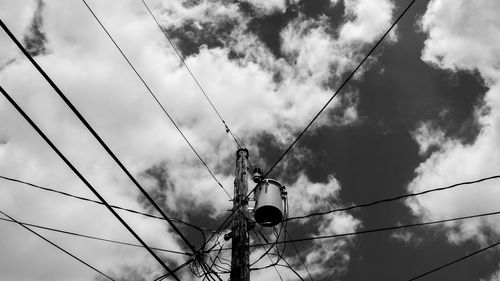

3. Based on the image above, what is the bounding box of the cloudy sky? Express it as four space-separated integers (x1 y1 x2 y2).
1 0 500 280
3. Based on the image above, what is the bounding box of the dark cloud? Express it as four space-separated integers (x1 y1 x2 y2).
23 0 47 56
167 18 238 57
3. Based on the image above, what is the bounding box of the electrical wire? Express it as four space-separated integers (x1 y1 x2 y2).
199 193 240 251
252 229 285 281
140 0 245 151
252 230 306 281
200 258 223 281
0 18 196 254
262 0 417 180
285 230 314 281
0 175 215 234
0 217 190 256
0 210 115 281
407 240 500 280
285 174 500 222
200 150 254 251
251 194 289 267
215 209 500 249
0 83 181 280
280 254 306 281
153 258 194 281
80 0 232 200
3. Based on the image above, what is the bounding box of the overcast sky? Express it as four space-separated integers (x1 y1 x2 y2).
1 0 500 280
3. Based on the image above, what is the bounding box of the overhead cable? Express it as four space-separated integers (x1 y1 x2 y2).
262 0 417 179
80 0 232 200
252 229 285 281
217 210 500 249
407 240 500 280
0 210 115 281
0 175 214 234
0 19 196 253
0 217 190 256
285 230 314 281
0 83 181 281
140 0 245 150
153 258 195 281
252 230 305 281
285 174 500 222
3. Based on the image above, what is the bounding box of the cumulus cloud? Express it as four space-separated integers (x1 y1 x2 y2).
0 0 396 279
406 0 500 246
411 121 446 155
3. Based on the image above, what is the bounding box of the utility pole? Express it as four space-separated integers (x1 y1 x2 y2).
231 148 250 281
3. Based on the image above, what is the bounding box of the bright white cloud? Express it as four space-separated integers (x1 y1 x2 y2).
340 0 395 43
411 121 446 155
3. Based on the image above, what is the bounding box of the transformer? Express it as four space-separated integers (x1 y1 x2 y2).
254 179 286 227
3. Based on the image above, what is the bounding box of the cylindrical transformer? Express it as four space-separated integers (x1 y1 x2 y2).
254 180 284 227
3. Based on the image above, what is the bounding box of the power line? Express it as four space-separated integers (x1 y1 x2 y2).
216 210 500 249
80 0 232 200
0 175 215 234
408 240 500 280
262 0 417 179
285 174 500 222
280 253 306 281
153 258 195 281
0 210 115 281
252 229 305 281
139 0 245 150
285 230 314 281
0 18 196 254
0 216 190 256
252 229 285 281
0 83 181 280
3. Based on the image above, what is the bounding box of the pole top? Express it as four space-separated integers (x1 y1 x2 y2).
236 148 248 157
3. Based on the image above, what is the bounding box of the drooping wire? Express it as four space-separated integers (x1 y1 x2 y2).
0 19 196 253
252 229 306 281
285 174 500 222
252 229 285 281
262 0 418 180
205 235 230 275
407 240 500 281
0 216 190 256
0 210 115 281
196 232 230 280
280 253 306 281
0 175 215 234
200 258 223 281
246 210 500 247
139 0 244 150
285 230 314 281
80 0 232 200
0 83 181 280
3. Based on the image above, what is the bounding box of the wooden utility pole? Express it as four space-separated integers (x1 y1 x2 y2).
231 148 250 281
